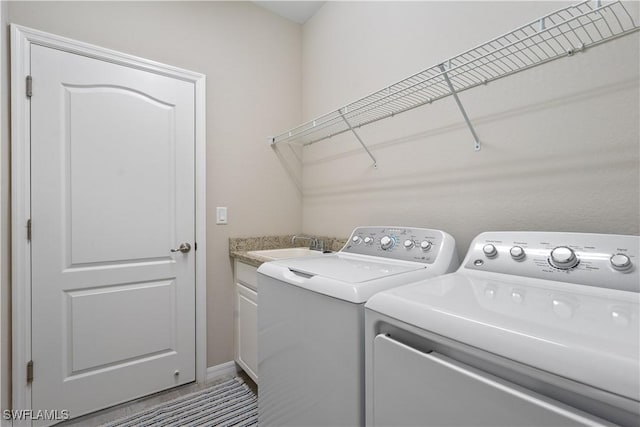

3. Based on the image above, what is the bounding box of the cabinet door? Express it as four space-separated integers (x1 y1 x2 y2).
236 283 258 382
236 260 257 291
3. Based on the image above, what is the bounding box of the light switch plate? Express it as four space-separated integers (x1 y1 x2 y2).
216 207 228 225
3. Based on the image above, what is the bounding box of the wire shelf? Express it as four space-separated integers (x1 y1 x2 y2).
270 0 639 147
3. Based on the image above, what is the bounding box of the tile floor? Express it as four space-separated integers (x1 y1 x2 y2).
56 371 256 427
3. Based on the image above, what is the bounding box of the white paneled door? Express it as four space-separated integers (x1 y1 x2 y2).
30 44 196 421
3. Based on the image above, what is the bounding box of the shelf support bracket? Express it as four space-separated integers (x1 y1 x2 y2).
339 111 378 168
439 63 481 151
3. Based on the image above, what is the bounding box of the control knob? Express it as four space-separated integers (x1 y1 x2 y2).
351 236 362 245
380 236 396 250
610 254 632 272
420 241 432 251
363 237 374 245
483 244 498 258
403 239 415 249
510 246 525 261
549 246 579 269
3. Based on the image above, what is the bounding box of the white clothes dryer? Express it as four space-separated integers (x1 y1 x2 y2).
365 231 639 427
257 226 459 426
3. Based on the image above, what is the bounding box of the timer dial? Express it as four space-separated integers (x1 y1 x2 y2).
380 236 396 250
549 246 579 269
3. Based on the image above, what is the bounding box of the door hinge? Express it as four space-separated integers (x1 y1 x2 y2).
26 360 33 383
27 219 32 241
26 75 33 98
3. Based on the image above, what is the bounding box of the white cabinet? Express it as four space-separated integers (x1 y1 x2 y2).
234 260 258 382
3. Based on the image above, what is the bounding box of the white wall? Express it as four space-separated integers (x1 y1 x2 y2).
301 1 640 256
3 1 303 381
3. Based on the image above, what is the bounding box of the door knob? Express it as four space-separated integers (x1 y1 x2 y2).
170 243 191 253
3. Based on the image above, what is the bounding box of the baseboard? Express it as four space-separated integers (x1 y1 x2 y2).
205 361 240 383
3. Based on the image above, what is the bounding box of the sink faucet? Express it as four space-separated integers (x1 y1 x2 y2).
292 235 325 252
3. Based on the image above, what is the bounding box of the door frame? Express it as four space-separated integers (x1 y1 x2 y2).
10 24 207 416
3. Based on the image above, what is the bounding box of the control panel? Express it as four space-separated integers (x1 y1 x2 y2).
342 226 452 264
464 232 639 292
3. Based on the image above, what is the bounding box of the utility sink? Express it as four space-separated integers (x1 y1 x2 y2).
247 247 326 261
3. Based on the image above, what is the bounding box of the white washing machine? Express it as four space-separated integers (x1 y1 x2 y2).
257 226 459 426
365 231 639 427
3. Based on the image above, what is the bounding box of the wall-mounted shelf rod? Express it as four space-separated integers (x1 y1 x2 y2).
438 63 481 152
269 0 639 160
339 111 378 168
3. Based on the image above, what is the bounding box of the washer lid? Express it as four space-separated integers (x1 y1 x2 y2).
274 253 426 283
259 253 433 303
365 272 640 400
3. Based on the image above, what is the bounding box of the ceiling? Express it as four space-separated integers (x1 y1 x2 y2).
253 1 325 24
